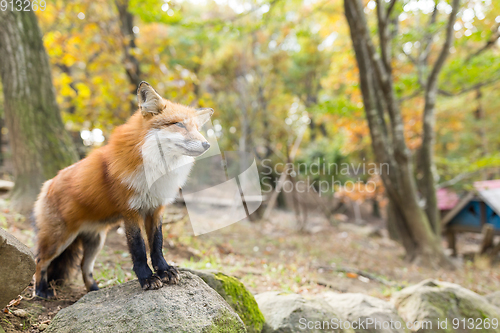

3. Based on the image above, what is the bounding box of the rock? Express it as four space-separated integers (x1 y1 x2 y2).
0 180 14 192
392 279 500 333
0 229 36 309
255 291 353 333
486 291 500 308
45 271 246 333
11 309 29 318
180 268 265 333
38 323 48 331
319 292 408 333
339 224 382 238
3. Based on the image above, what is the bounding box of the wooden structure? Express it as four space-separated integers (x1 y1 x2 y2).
440 180 500 256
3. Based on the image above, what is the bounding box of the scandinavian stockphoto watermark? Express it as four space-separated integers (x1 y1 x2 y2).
143 117 263 236
143 116 388 235
260 158 389 196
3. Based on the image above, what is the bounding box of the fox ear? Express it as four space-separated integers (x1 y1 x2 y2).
137 81 163 117
195 108 214 127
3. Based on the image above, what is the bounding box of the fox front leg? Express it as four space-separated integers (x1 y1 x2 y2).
124 220 162 290
145 211 180 285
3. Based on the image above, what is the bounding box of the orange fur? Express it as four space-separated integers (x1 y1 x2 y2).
34 84 213 296
38 104 201 228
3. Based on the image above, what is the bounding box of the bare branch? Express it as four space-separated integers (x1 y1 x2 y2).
420 1 439 65
400 89 422 102
437 172 474 189
402 49 426 87
437 168 500 188
376 0 391 71
438 77 500 96
426 0 460 93
184 0 282 28
316 265 401 287
465 23 500 63
376 0 387 23
403 49 417 64
403 1 439 92
386 0 397 18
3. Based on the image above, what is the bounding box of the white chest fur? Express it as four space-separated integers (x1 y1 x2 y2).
123 133 195 211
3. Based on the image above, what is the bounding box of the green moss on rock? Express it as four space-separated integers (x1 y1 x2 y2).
392 279 500 333
204 308 247 333
181 268 265 333
214 273 265 333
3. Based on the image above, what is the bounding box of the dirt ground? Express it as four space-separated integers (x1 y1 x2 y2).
1 201 500 333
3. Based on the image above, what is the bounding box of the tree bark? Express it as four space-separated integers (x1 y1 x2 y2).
0 9 78 213
474 88 489 181
115 0 142 113
343 0 457 268
419 0 460 235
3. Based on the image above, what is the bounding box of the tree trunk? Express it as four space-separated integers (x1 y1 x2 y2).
386 198 415 251
343 0 455 268
418 0 459 235
419 100 440 235
0 117 4 167
0 9 78 213
115 0 141 113
474 89 489 180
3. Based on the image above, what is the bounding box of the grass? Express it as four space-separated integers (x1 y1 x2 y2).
95 262 131 288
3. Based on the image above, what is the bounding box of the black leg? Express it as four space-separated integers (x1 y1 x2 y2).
124 222 162 290
149 222 180 285
35 268 54 299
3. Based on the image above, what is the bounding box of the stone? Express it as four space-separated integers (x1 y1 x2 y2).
392 279 500 333
339 224 383 238
0 180 14 192
319 292 408 333
0 229 36 309
486 291 500 308
45 271 246 333
11 309 29 318
180 268 265 333
255 291 353 333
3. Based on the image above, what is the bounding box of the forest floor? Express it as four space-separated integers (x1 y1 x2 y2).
1 200 500 332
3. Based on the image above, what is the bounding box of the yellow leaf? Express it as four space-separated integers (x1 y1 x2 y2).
75 83 91 99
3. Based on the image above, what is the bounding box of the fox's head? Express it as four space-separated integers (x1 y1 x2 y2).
137 81 213 157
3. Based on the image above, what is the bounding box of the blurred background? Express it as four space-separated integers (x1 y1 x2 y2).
1 0 500 328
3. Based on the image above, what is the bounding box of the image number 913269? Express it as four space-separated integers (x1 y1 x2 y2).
0 0 46 11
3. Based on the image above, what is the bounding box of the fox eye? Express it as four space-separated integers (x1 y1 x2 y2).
175 122 185 129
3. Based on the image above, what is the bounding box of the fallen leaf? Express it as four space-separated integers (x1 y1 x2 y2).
7 296 22 308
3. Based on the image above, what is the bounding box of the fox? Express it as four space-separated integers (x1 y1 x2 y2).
34 81 213 298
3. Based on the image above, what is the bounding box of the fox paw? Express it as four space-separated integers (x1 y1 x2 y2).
35 288 55 299
140 275 163 290
157 266 180 285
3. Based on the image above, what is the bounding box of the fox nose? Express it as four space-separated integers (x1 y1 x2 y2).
202 141 210 150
